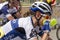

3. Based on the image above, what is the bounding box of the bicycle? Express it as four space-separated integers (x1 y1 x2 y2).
56 24 60 40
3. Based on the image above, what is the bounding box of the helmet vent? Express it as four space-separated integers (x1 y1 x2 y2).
34 3 37 5
43 4 50 11
39 5 47 10
32 5 36 8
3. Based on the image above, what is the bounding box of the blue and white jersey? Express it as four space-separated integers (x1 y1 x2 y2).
0 16 51 40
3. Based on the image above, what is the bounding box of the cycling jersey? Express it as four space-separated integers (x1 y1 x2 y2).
0 16 51 40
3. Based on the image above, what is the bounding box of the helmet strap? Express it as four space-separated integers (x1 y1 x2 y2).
34 14 42 26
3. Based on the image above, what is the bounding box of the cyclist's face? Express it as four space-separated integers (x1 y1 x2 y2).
35 11 41 19
35 12 51 25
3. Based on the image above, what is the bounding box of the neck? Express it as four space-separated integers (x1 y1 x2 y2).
32 16 37 27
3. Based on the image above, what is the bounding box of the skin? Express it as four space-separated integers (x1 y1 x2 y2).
7 15 14 20
0 0 2 3
31 11 52 40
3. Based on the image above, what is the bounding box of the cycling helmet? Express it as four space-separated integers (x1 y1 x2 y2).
30 1 52 16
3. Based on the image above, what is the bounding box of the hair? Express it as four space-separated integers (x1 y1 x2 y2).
6 0 22 11
23 10 36 17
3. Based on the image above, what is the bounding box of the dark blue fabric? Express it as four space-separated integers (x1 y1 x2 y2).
1 5 8 15
38 21 51 36
0 30 26 40
0 10 2 15
42 21 51 31
38 31 44 36
30 7 45 14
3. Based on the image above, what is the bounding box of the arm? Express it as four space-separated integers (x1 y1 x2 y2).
41 33 48 40
6 14 14 20
41 21 51 40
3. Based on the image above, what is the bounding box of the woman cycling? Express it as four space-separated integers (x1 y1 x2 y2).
0 1 53 40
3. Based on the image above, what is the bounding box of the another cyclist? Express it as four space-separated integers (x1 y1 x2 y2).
0 1 53 40
0 0 21 25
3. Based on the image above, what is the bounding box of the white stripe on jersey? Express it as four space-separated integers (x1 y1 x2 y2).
1 21 13 35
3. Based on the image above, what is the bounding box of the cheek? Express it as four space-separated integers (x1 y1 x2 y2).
39 19 44 25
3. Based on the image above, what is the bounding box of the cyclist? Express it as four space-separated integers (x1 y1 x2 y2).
0 0 21 25
0 2 53 40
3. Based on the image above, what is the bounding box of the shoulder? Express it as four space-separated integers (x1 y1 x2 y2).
19 16 31 21
18 16 31 24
